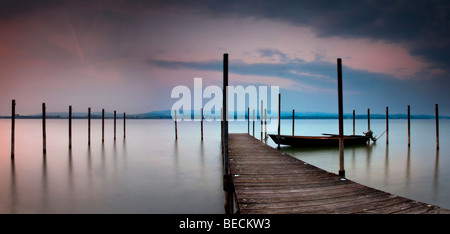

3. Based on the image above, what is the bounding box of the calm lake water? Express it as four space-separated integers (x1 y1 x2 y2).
1 118 449 213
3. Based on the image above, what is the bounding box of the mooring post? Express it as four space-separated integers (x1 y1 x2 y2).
408 105 410 147
174 110 178 140
253 109 255 137
386 106 389 145
69 105 72 149
222 53 233 214
435 104 439 150
352 109 355 135
88 107 91 146
114 110 116 141
123 112 126 139
292 109 295 136
102 109 105 143
42 103 46 155
261 100 263 141
337 58 345 177
201 107 204 141
11 99 15 159
265 108 267 140
247 107 250 135
277 93 281 150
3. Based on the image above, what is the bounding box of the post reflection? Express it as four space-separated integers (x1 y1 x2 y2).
67 149 74 211
405 146 411 193
199 141 205 178
173 139 179 180
122 138 127 167
41 155 48 212
10 159 17 213
384 144 389 187
433 149 440 202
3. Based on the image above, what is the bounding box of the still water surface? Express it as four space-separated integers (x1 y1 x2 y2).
1 118 449 213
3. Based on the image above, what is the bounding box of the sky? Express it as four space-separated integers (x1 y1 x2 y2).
1 0 450 116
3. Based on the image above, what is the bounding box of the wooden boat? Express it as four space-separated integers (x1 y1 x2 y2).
269 134 370 147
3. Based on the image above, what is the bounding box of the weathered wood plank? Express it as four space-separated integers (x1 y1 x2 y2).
228 133 450 214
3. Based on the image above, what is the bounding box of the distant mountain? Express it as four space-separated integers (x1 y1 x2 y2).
1 110 449 119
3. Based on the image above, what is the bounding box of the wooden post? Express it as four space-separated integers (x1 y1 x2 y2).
435 104 439 150
261 100 263 141
102 109 105 143
247 107 250 135
11 99 15 159
265 108 267 140
42 103 46 155
88 107 91 146
277 93 281 150
408 105 410 147
123 112 126 139
114 110 116 141
386 106 389 144
292 109 295 136
337 58 345 177
201 107 204 141
174 110 178 140
253 109 255 137
223 53 232 202
69 105 72 149
352 109 355 135
367 108 370 131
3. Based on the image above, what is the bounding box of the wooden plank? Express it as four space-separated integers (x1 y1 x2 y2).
228 133 450 214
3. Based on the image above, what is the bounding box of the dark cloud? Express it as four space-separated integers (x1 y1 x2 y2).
3 1 449 70
148 0 450 73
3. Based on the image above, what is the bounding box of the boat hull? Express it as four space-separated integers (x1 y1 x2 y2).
269 134 370 147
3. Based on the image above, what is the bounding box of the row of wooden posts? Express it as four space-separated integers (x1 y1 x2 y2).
10 100 126 158
172 102 441 151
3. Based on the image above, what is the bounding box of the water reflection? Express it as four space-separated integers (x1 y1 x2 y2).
41 155 48 212
10 159 17 213
384 144 389 187
405 146 411 193
68 149 74 213
433 150 440 202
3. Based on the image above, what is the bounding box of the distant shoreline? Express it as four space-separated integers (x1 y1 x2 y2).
1 113 448 120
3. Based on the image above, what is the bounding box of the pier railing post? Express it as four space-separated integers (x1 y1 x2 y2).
174 110 178 140
265 108 267 140
261 100 263 141
11 99 15 159
223 53 229 179
201 107 204 141
337 58 345 177
277 93 281 150
292 109 295 136
247 107 250 135
253 109 255 137
352 110 355 135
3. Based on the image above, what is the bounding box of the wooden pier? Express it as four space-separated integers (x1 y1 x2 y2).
227 133 450 214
